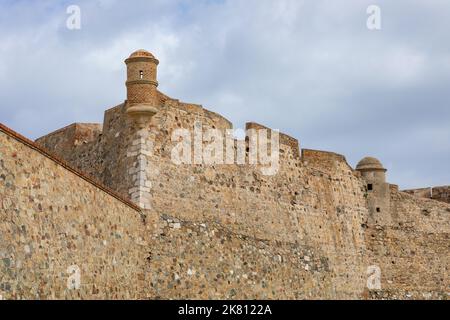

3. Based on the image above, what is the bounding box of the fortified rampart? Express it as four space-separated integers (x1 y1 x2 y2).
1 50 449 299
403 186 450 204
0 124 147 299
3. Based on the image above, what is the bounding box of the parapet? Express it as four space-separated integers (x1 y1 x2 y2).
403 186 450 204
36 123 102 152
245 122 300 158
389 184 399 193
403 187 432 199
0 122 139 211
432 186 450 203
161 95 233 130
301 148 350 173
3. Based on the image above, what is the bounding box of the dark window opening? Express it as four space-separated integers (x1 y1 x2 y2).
367 184 373 191
139 70 144 79
376 207 381 213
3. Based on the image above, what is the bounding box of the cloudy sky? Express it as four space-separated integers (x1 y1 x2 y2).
0 0 449 189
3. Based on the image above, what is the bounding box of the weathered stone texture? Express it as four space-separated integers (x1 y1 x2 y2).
2 50 449 300
365 192 449 299
404 186 450 204
0 128 147 299
36 123 103 180
30 101 375 298
145 216 335 299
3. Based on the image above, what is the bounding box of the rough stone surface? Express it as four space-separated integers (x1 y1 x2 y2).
1 50 449 300
403 186 450 204
0 127 146 299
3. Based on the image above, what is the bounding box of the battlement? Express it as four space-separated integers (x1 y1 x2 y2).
403 186 450 204
36 123 102 151
0 123 138 211
245 122 300 158
1 49 446 300
301 148 350 173
390 184 399 193
173 100 233 130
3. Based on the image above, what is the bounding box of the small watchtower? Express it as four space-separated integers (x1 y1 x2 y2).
124 49 159 124
356 157 391 224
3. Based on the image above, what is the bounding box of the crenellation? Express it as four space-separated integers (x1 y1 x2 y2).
301 149 351 175
1 49 448 300
245 122 300 159
36 122 102 151
403 186 450 204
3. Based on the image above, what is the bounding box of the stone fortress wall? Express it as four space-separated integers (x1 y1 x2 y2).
0 124 147 299
1 50 449 299
403 186 450 204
